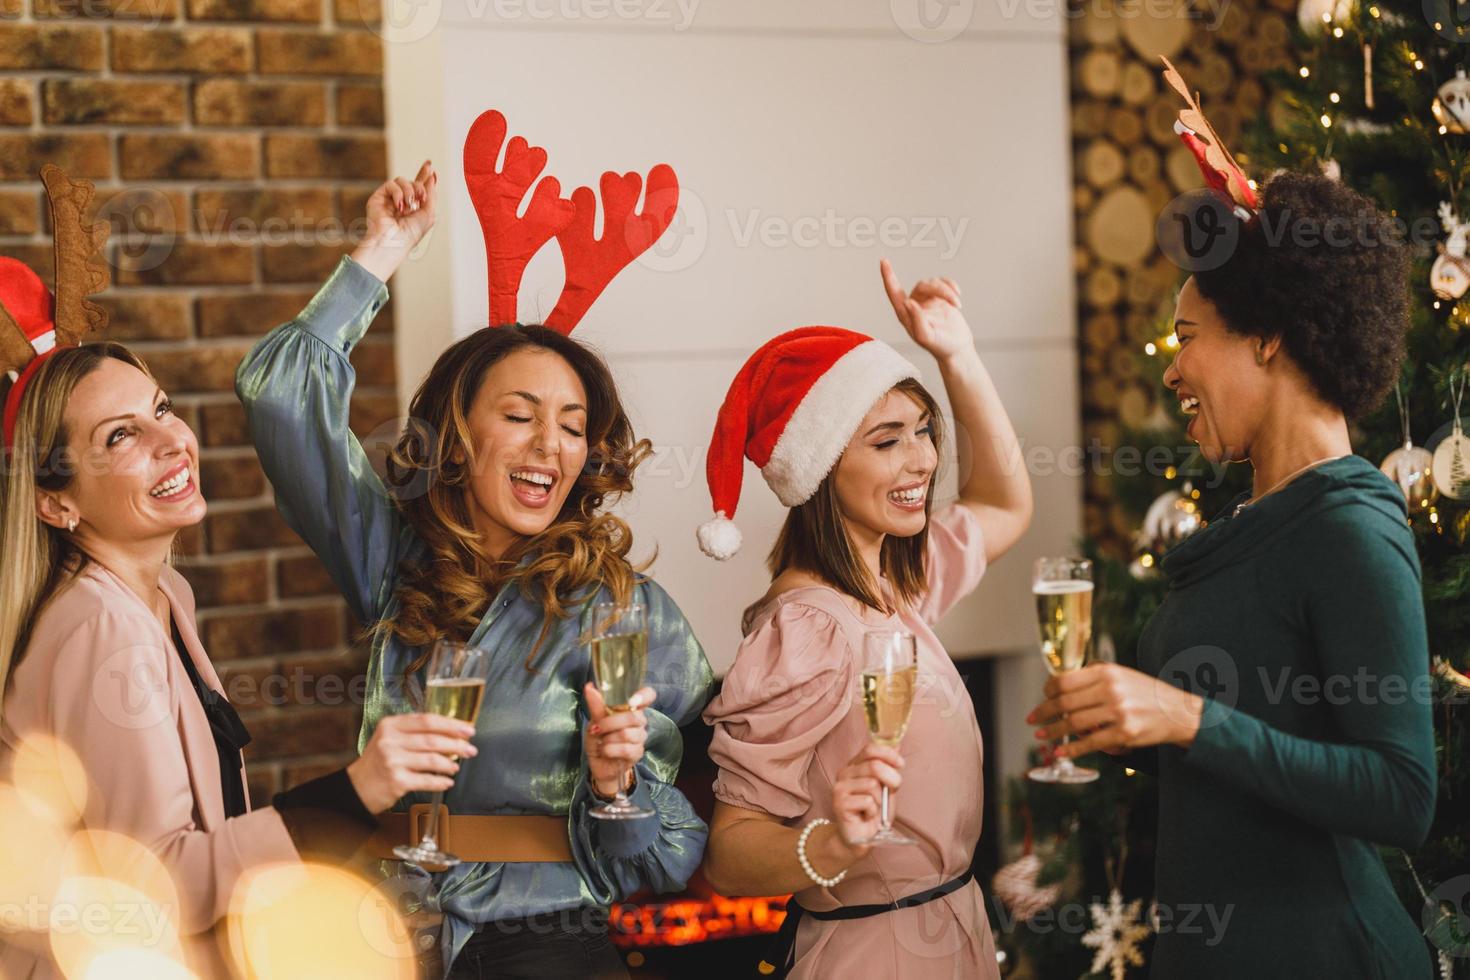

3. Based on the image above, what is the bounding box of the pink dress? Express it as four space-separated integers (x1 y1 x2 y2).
704 504 1000 979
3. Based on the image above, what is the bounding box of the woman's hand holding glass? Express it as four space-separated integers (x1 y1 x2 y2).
583 682 657 800
829 742 906 860
1026 662 1206 758
346 713 478 815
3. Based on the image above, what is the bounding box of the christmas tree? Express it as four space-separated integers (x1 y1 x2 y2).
995 2 1469 976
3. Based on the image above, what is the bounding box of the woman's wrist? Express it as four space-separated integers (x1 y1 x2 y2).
935 343 984 378
813 822 866 875
589 768 635 802
344 757 388 814
1171 690 1206 748
349 234 415 284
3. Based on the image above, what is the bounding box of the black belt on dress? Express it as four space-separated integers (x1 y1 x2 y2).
757 869 975 978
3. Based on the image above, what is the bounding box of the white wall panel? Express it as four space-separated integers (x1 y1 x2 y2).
384 6 1078 786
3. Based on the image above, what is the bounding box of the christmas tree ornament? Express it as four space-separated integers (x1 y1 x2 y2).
1135 482 1203 558
1381 385 1440 512
992 853 1063 924
1082 889 1150 980
1435 655 1470 692
1431 370 1470 499
1431 69 1470 135
1382 444 1438 511
1431 205 1470 300
1363 42 1374 110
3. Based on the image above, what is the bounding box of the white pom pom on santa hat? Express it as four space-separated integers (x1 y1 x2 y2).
696 511 743 561
696 326 920 561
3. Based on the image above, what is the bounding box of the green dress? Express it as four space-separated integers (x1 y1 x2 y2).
1125 455 1437 978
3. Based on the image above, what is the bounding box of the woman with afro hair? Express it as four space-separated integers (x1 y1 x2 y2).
1029 171 1438 978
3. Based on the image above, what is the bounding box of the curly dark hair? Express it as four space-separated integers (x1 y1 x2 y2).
374 324 652 676
1193 171 1411 420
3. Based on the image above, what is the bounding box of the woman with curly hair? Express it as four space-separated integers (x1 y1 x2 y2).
236 161 713 979
1029 171 1438 978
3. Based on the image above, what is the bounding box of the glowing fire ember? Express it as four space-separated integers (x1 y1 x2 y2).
609 893 790 948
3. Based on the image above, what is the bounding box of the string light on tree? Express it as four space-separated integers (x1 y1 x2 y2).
1296 0 1351 32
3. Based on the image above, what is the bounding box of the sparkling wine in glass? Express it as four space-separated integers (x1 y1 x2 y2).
588 602 654 821
1028 557 1100 784
854 629 918 846
394 639 490 869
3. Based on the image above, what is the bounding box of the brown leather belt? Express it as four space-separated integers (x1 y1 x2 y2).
364 804 574 864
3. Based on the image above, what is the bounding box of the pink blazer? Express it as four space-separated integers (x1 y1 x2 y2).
0 559 300 979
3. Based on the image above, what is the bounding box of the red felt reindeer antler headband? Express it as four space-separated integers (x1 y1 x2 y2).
1161 56 1259 222
2 165 110 450
462 109 680 334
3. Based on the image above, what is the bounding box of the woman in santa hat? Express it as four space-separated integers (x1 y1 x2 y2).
699 260 1032 978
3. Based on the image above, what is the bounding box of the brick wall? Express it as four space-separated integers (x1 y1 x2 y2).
0 0 396 800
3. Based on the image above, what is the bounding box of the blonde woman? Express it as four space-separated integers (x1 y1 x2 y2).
0 171 477 980
235 161 714 978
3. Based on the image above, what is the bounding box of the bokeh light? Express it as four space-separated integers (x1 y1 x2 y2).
226 862 416 979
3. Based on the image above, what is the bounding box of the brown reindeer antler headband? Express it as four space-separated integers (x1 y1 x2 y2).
1161 56 1259 221
2 165 110 448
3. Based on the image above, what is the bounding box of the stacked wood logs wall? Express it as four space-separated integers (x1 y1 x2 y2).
1071 0 1296 548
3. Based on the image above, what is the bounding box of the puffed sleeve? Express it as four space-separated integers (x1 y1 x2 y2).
914 503 989 624
703 602 854 820
235 255 410 626
568 579 715 904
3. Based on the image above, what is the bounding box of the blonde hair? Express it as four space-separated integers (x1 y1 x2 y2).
0 343 156 725
374 324 653 677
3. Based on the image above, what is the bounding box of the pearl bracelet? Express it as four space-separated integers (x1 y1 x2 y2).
797 818 847 889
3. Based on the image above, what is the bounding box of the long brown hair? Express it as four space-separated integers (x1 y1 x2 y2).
0 343 158 721
376 324 652 678
766 378 943 614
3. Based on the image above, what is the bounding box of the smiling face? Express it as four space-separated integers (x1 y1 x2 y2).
39 357 205 543
830 387 939 544
1163 277 1273 465
459 348 590 555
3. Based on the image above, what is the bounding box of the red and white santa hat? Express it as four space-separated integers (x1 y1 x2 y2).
696 326 921 560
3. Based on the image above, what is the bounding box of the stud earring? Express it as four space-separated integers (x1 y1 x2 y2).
67 517 77 533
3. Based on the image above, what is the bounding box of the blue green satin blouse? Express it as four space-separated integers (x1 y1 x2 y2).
234 255 715 974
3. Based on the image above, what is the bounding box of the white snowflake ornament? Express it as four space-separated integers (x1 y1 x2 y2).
1081 888 1150 980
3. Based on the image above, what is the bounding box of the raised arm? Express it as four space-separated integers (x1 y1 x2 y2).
880 259 1033 564
234 163 436 625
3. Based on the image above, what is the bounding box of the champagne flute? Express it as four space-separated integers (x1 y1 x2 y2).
394 638 491 868
1028 557 1100 784
588 602 654 821
854 629 918 846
